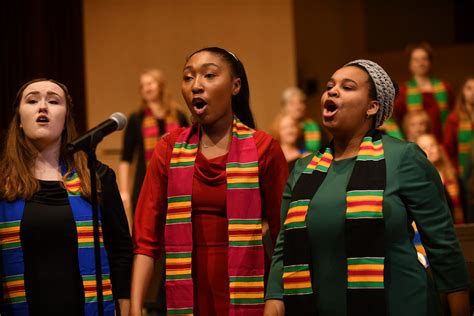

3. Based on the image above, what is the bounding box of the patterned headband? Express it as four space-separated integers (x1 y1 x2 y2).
345 59 395 128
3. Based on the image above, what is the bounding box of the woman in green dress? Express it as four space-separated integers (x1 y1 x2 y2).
264 60 470 315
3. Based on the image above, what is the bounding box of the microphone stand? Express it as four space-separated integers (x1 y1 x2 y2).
86 141 104 316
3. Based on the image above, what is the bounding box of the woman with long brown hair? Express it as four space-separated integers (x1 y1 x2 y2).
416 133 465 224
119 69 189 212
444 76 474 183
0 79 132 315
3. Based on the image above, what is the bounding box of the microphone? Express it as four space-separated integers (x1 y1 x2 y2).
67 112 127 153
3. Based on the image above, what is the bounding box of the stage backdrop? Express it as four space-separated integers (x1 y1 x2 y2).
83 0 297 171
0 0 87 145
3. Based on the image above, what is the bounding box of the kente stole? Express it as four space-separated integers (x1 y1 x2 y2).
406 78 449 126
283 130 386 315
444 177 465 224
380 117 404 140
165 116 265 316
303 118 322 152
458 115 473 181
142 109 180 166
0 170 114 316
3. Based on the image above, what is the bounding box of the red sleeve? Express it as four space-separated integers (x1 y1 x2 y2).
132 129 183 258
443 112 459 169
393 82 408 126
445 81 456 111
254 131 288 244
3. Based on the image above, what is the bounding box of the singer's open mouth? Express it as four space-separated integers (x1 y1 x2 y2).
36 115 49 123
193 98 207 109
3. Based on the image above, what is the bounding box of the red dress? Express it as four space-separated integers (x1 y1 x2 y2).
133 128 288 315
444 111 461 169
393 81 455 142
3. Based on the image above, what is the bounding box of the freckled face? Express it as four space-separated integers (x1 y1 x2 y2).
19 81 67 149
181 51 240 127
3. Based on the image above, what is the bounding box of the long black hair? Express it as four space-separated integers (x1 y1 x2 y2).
186 47 256 128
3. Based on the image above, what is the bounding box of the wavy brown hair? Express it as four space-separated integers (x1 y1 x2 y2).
454 76 474 120
0 79 94 201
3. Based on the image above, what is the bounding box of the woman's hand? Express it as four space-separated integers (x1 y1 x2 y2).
129 255 155 316
116 298 130 316
264 299 285 316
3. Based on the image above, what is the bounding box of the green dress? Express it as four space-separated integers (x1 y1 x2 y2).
266 135 469 315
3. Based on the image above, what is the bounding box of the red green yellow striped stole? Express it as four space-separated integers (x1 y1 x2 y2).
406 78 449 126
141 109 181 166
283 130 386 314
444 177 465 224
302 118 322 152
165 116 264 316
0 169 114 315
458 115 473 181
379 117 404 139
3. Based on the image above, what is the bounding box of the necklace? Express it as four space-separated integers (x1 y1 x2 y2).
200 138 210 149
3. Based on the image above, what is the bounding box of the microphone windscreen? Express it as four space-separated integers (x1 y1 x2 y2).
109 112 127 130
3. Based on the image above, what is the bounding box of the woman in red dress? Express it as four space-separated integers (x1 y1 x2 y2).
393 42 455 142
130 47 288 316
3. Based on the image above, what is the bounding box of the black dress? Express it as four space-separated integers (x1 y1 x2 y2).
18 164 132 315
121 110 189 211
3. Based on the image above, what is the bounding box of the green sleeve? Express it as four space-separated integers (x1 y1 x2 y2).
399 143 469 292
265 156 312 300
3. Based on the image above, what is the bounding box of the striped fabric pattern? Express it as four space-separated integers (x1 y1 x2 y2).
168 308 193 315
346 190 384 218
142 110 160 165
83 274 113 302
283 200 310 230
458 116 472 180
165 116 264 315
357 137 384 160
0 168 115 315
379 117 404 139
303 119 322 152
228 219 262 247
347 257 384 288
64 171 81 196
407 78 449 126
0 220 21 250
229 275 264 305
166 252 192 280
226 162 259 189
283 264 313 295
166 196 192 225
76 220 105 248
411 222 428 267
283 130 387 314
444 178 465 224
3 274 26 304
170 142 198 168
302 148 333 174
